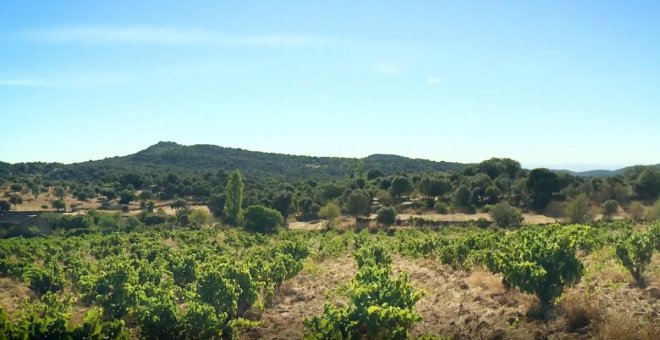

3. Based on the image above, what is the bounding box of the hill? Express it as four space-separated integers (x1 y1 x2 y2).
3 142 467 182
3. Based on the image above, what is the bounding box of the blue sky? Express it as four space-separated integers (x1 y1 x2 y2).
1 1 658 171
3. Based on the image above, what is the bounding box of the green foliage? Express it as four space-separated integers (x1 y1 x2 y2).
225 170 245 226
345 190 369 220
305 245 422 339
0 200 10 212
601 200 618 221
482 227 583 308
646 200 660 221
319 201 341 229
189 209 211 228
244 205 283 233
23 259 66 296
615 231 654 286
489 202 523 228
452 185 471 207
433 201 449 214
633 167 660 199
526 168 560 210
376 206 397 226
565 194 592 224
389 176 413 198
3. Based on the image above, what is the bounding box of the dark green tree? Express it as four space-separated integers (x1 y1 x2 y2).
346 190 369 223
224 170 244 226
244 205 283 233
526 168 560 210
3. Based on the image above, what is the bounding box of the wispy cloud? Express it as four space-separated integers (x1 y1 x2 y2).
372 62 405 75
425 77 440 85
0 73 131 87
15 26 328 47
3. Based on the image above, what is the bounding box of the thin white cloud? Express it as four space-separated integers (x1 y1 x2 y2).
372 62 404 75
425 77 440 85
16 26 327 47
0 73 131 87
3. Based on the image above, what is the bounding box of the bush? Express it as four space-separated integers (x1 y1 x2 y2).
615 231 654 286
601 200 618 221
376 206 397 226
305 246 422 339
565 194 592 224
434 201 449 214
483 227 583 310
646 200 660 221
23 260 66 296
489 202 523 228
243 205 283 233
628 202 645 222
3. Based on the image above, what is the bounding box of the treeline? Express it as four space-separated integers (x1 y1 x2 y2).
3 155 660 226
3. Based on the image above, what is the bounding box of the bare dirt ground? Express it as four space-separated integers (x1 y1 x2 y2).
239 255 358 339
0 277 33 317
239 251 660 339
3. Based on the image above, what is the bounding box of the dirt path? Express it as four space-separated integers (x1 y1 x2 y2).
239 255 357 339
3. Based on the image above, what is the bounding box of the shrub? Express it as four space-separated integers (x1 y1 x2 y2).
615 231 654 286
601 200 618 221
628 202 645 222
646 200 660 221
483 227 583 311
565 194 592 224
243 205 283 233
23 260 66 296
305 246 422 339
489 202 523 228
433 201 449 214
376 206 397 226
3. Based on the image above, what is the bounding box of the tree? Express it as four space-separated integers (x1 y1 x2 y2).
244 205 283 233
565 194 592 223
52 199 66 212
526 168 560 210
601 200 618 221
345 190 369 223
8 195 23 209
271 190 293 218
489 202 523 228
118 190 136 205
54 187 66 200
207 193 226 218
319 201 341 229
367 169 384 180
0 200 10 212
418 176 452 198
224 170 244 226
389 176 413 198
484 186 501 204
634 167 660 199
376 206 397 226
138 190 153 203
453 185 471 207
76 191 88 202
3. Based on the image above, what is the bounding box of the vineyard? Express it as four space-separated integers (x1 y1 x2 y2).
0 222 659 339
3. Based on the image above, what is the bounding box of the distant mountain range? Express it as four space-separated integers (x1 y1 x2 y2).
560 165 660 178
1 142 657 181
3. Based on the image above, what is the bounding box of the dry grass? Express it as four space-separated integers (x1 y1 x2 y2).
0 278 33 316
596 313 660 340
466 268 506 294
560 290 601 331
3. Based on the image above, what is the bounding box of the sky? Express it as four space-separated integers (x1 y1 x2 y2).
1 1 659 171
